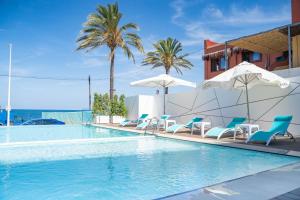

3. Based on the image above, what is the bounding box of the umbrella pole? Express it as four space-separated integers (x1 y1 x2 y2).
163 87 166 115
245 83 250 123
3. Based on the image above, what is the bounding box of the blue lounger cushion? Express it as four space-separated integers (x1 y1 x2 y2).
204 117 246 140
166 124 184 133
166 117 203 134
120 119 131 126
205 127 230 137
120 114 149 127
247 130 272 142
136 121 149 130
246 115 293 146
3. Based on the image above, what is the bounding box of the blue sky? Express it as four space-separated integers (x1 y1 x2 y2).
0 0 291 109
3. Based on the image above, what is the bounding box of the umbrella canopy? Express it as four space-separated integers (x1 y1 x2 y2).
130 74 196 114
202 61 290 122
130 74 196 88
203 61 289 90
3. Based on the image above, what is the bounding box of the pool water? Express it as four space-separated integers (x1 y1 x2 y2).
0 126 299 200
0 125 137 143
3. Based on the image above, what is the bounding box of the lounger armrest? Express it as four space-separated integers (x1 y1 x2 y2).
252 130 268 135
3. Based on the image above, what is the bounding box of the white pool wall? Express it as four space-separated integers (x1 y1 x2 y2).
125 67 300 137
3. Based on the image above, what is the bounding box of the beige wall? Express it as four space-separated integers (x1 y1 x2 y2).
293 35 300 67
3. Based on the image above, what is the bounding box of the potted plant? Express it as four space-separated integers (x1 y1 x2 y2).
93 93 126 124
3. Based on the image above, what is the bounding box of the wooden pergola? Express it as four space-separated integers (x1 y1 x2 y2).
228 30 288 54
224 22 300 69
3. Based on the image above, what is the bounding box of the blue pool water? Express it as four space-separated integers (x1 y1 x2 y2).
0 125 137 143
0 126 299 200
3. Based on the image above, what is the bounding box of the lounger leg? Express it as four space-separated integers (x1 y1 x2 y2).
233 129 236 140
217 130 226 140
287 131 296 142
266 136 274 146
245 138 250 144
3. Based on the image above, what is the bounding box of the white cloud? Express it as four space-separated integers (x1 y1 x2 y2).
141 34 159 52
211 4 290 26
187 50 204 60
78 49 108 58
13 46 50 65
184 22 228 43
12 67 31 76
170 1 228 46
170 0 204 25
82 57 108 68
202 4 223 19
179 21 232 47
114 62 174 84
170 0 186 24
65 52 109 69
170 2 291 47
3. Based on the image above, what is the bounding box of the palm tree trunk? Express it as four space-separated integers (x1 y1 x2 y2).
165 69 170 94
109 49 115 123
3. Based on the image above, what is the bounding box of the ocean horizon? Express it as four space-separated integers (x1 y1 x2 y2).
0 109 90 125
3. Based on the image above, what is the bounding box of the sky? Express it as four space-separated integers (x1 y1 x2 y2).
0 0 291 109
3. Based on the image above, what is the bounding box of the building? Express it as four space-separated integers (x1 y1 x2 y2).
203 0 300 79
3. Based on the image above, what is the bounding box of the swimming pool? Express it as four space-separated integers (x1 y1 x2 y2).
0 125 138 143
0 125 299 200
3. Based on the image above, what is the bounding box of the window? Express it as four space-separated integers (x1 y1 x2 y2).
242 52 250 62
251 52 262 62
276 51 288 62
220 57 226 70
211 56 226 72
242 51 262 62
211 59 218 72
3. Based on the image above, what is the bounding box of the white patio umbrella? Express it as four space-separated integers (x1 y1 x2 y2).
130 74 196 114
202 61 290 122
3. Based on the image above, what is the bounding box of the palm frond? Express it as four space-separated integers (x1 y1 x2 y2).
120 23 139 31
76 2 143 59
142 37 193 75
125 33 144 53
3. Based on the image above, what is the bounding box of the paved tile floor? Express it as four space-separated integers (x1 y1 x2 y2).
271 188 300 200
158 163 300 200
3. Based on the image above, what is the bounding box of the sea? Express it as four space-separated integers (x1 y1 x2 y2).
0 109 88 125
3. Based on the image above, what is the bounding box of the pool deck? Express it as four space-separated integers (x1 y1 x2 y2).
92 123 300 200
92 123 300 157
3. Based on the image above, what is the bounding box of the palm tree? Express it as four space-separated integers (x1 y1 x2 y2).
142 37 193 94
76 2 143 122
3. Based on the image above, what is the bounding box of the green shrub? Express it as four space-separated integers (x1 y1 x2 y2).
119 95 127 117
92 93 103 114
102 93 110 115
92 93 127 117
110 95 118 116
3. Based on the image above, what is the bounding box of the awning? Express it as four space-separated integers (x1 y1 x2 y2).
227 23 300 54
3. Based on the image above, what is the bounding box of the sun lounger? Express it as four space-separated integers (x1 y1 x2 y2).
166 117 203 134
246 115 295 146
120 114 149 127
204 117 246 140
155 115 171 130
136 115 170 130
